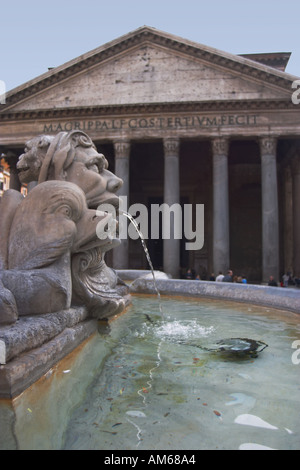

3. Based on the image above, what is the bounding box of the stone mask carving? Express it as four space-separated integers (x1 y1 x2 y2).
0 181 121 320
17 131 122 209
0 131 128 325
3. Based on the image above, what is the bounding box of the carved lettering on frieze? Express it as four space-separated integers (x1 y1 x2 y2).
42 114 258 134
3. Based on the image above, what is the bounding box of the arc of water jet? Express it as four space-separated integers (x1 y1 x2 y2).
120 210 164 319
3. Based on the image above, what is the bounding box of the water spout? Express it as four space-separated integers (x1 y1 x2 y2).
119 210 164 319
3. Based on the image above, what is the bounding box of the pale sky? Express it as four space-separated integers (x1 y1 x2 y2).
1 0 299 92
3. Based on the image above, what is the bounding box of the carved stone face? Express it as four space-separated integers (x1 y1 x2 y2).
17 132 123 210
11 132 126 321
17 135 54 184
64 144 123 210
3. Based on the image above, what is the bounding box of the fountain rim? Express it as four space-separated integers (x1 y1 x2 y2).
120 270 300 316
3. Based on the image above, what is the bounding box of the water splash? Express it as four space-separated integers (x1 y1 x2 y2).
153 321 214 341
120 210 164 319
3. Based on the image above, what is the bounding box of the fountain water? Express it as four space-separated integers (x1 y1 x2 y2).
119 210 164 319
118 211 270 359
1 295 298 450
61 297 299 451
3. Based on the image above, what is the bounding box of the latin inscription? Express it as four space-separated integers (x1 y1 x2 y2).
43 114 258 133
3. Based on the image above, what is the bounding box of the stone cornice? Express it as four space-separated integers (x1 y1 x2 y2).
238 53 291 72
0 99 295 122
1 26 298 113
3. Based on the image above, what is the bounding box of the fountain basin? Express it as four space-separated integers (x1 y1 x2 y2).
0 272 299 401
0 292 299 450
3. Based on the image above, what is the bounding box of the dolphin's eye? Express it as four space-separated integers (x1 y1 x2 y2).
56 204 73 219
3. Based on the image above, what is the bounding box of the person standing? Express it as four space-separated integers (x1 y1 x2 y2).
222 270 233 282
282 273 289 288
216 271 224 282
268 276 278 287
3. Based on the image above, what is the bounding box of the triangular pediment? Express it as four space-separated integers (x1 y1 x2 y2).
1 26 297 113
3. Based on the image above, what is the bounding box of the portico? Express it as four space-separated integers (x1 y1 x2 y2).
104 132 285 282
1 26 299 283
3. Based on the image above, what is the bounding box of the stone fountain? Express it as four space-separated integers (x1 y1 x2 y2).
0 131 130 398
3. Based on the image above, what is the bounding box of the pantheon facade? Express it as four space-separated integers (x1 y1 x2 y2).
0 26 300 283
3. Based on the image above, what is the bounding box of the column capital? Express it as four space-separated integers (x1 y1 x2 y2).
113 139 131 159
211 137 229 156
163 137 180 157
259 136 278 156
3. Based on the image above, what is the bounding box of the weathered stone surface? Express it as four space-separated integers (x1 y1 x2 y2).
0 318 97 399
0 189 24 270
0 280 18 325
17 131 123 210
6 42 291 112
1 27 299 146
0 307 88 364
0 130 129 397
0 131 128 326
0 180 114 321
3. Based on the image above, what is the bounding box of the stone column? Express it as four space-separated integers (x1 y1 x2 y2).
283 164 293 275
259 137 279 283
6 153 21 191
163 137 180 279
113 139 131 270
291 147 300 277
212 137 230 275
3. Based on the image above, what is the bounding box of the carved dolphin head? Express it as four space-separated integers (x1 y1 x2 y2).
8 180 114 270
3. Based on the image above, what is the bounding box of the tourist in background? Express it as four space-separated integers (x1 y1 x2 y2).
216 271 224 282
223 270 233 282
268 276 278 287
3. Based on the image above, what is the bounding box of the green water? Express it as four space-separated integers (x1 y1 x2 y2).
2 296 300 450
